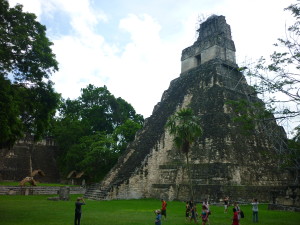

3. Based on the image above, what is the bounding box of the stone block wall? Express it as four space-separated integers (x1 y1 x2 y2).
0 142 60 183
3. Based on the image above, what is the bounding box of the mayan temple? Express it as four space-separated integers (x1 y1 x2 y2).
85 15 293 202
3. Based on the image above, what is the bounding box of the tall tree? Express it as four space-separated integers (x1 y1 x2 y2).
0 0 59 147
230 2 300 183
244 3 300 123
165 108 202 200
53 84 144 182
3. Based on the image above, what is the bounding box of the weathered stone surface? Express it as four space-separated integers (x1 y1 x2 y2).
0 140 60 183
181 15 236 73
58 186 70 201
85 15 294 202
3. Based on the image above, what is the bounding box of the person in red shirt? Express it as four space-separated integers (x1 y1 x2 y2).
161 199 167 220
232 208 240 225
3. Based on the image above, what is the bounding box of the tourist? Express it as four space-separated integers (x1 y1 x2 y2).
203 198 209 210
161 199 167 220
186 201 191 221
190 201 198 224
154 209 162 225
201 205 209 225
232 208 239 225
224 196 229 213
202 199 211 225
74 197 86 225
252 199 259 223
233 202 241 221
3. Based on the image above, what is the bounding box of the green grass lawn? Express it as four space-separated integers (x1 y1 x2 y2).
0 195 299 225
0 181 79 187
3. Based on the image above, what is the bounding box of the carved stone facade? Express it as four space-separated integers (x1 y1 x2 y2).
181 15 236 73
85 15 293 202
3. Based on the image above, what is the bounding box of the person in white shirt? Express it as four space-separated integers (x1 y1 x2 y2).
251 198 259 223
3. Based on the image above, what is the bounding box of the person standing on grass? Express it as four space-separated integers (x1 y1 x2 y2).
232 208 239 225
161 199 167 220
202 199 211 225
224 196 229 213
190 201 198 224
186 201 191 221
233 202 241 221
75 197 85 225
201 205 209 225
154 209 162 225
252 199 259 223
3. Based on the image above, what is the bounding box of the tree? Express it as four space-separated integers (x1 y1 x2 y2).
165 108 202 200
231 3 300 183
244 3 300 123
0 0 60 147
53 84 144 182
113 119 143 153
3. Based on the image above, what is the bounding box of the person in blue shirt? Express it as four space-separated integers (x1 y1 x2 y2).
154 209 162 225
75 197 86 225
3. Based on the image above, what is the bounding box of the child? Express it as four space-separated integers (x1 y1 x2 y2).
154 209 162 225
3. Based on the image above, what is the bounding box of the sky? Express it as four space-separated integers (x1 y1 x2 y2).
7 0 296 132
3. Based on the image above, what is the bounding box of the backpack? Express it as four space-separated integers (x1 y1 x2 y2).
240 210 244 218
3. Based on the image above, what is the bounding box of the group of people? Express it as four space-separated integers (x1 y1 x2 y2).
225 197 259 224
154 197 259 225
74 195 259 225
184 199 211 224
154 199 167 225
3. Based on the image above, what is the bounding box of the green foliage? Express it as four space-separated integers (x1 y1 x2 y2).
226 99 273 135
0 0 60 147
79 133 119 181
165 108 202 154
0 76 23 147
1 196 300 225
244 3 300 119
53 85 144 182
230 3 300 182
113 119 143 152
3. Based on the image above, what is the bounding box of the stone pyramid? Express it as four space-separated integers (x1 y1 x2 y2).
85 15 292 202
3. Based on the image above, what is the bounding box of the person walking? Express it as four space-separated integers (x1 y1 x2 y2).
185 201 191 221
224 196 229 213
252 199 259 223
202 199 211 225
161 199 167 220
74 197 86 225
203 199 209 211
154 209 162 225
201 205 209 225
190 201 198 224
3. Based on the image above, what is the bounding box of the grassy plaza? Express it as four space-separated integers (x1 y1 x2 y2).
1 194 299 225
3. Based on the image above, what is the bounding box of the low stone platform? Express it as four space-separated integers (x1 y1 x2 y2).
268 204 300 212
0 186 85 195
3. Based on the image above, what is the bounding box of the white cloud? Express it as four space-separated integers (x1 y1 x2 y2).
7 0 298 123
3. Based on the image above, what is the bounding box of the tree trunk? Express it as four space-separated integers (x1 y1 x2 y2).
186 153 194 201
